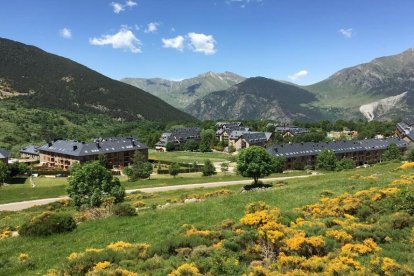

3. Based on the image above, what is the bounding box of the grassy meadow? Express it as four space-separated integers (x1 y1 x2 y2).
1 161 413 275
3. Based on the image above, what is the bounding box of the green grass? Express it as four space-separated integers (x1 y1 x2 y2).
0 171 304 204
1 161 412 275
149 149 232 163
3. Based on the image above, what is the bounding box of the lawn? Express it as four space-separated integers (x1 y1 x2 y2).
0 171 304 204
148 149 232 163
1 161 412 275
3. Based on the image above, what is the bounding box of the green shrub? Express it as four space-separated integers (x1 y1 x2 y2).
113 203 136 217
20 212 76 236
389 212 413 230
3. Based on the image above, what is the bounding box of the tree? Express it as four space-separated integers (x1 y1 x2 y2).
125 151 153 181
273 157 286 173
166 142 175 152
316 150 337 171
220 162 229 175
383 144 402 161
184 139 199 152
200 129 215 152
336 158 356 171
169 162 180 178
237 146 276 185
203 159 217 176
406 147 414 162
0 162 10 185
67 161 125 208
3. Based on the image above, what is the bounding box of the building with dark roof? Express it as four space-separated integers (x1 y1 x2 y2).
20 145 40 160
275 126 310 137
155 128 201 151
396 120 414 143
267 138 408 170
229 131 274 150
0 148 9 164
216 125 250 142
39 137 148 170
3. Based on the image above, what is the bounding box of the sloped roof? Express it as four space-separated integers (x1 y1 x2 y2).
0 148 9 159
267 138 408 158
39 137 147 157
243 132 268 144
20 145 40 155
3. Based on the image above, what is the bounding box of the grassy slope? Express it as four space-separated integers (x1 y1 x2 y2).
1 162 411 275
148 149 231 163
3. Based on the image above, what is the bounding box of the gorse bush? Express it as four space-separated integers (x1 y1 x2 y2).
113 203 137 217
19 212 76 237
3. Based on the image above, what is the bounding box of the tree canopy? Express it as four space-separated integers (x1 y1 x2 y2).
67 161 125 208
316 150 337 171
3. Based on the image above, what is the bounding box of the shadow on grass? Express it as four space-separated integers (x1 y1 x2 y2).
7 177 27 185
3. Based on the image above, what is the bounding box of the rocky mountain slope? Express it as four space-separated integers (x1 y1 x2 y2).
185 77 323 121
306 48 414 119
121 71 245 109
0 38 194 122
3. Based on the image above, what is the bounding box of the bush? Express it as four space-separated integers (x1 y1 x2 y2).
20 212 76 236
113 203 136 216
336 158 356 171
316 150 337 171
202 159 216 176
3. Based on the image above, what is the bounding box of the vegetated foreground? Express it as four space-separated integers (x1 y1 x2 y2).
0 162 413 275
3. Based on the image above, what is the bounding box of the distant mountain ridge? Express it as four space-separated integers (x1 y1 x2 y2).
121 71 245 109
0 38 194 122
185 77 323 121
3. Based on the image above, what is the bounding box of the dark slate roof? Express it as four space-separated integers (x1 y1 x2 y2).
155 128 201 146
267 138 408 158
0 148 9 159
229 130 250 140
38 137 148 157
215 122 242 129
20 145 40 155
396 122 412 135
275 126 309 135
243 132 268 144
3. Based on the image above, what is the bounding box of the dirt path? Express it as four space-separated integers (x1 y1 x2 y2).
0 174 317 211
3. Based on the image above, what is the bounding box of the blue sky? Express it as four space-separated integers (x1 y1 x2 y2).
1 0 414 85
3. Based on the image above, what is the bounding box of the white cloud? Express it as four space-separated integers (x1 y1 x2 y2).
110 2 125 13
59 28 72 39
145 22 159 33
89 27 142 53
110 1 137 13
162 35 185 51
339 28 353 38
187 32 216 55
288 70 308 81
125 0 137 7
227 0 263 7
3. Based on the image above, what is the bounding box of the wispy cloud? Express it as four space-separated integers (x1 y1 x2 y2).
288 70 308 81
89 27 142 53
188 32 216 55
59 27 72 39
145 22 160 33
162 35 185 51
227 0 263 8
339 28 353 38
110 0 137 14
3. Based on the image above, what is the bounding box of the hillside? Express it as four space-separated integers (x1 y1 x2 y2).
0 38 194 122
121 71 245 109
307 48 414 120
185 77 323 121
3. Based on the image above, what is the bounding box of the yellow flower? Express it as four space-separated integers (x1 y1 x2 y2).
399 162 414 170
326 230 352 243
185 227 211 237
107 241 133 250
169 263 202 276
284 232 306 251
92 261 111 271
85 248 103 253
18 253 29 263
67 252 82 260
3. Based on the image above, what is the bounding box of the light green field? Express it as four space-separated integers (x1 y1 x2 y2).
1 161 411 275
149 149 232 163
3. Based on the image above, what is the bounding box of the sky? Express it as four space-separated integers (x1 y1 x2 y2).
1 0 414 85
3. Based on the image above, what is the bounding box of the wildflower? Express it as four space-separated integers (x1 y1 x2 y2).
185 227 211 237
85 248 103 253
18 253 29 263
67 252 82 260
92 261 111 271
326 230 352 243
169 263 202 276
107 241 133 250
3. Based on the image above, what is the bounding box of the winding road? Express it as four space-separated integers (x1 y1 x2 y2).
0 174 316 211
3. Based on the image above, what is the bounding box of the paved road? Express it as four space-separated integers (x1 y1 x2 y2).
0 174 316 212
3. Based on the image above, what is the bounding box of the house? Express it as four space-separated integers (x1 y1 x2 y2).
155 128 201 151
275 126 309 137
230 131 274 150
267 137 408 170
395 120 414 143
20 145 40 160
216 124 250 142
0 148 9 164
38 137 148 170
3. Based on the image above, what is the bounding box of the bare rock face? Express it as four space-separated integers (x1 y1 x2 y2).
360 92 408 121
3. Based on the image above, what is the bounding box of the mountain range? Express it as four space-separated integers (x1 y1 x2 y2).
124 48 414 121
0 38 193 122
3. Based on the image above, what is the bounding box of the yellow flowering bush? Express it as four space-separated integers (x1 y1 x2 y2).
341 239 380 256
326 229 352 243
185 227 211 237
92 261 111 271
107 241 134 250
168 263 202 276
0 229 13 240
399 162 414 170
18 253 29 263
